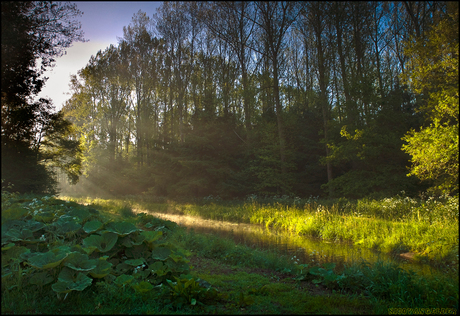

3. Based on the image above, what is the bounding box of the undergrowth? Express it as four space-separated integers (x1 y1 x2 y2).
63 193 459 267
2 191 458 314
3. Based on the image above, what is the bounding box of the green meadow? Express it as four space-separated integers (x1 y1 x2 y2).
65 193 459 266
1 191 458 314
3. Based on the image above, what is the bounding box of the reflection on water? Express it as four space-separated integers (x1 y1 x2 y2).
136 210 442 276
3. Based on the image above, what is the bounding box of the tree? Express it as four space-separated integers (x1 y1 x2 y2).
1 1 85 194
253 1 301 193
299 2 334 195
119 10 157 166
199 2 256 143
60 1 450 200
401 3 459 194
155 2 194 144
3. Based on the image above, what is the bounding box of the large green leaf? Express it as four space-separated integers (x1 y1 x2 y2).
81 245 98 255
1 243 15 251
2 245 29 266
24 220 46 232
151 247 171 261
132 281 153 293
82 220 103 234
105 221 139 236
88 259 112 278
308 266 322 276
66 208 91 223
19 248 37 262
115 263 131 275
82 232 118 253
64 252 98 271
130 233 146 246
5 228 41 243
26 247 70 269
33 211 55 223
119 233 146 248
2 219 25 230
114 274 134 286
53 216 81 235
140 230 163 243
52 267 93 293
149 261 170 277
169 253 187 263
2 207 29 220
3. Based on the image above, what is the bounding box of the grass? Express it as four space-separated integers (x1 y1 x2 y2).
167 226 458 311
62 193 459 267
2 191 459 314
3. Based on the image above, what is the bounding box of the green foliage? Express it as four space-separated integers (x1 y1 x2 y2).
1 2 85 195
95 194 458 265
295 262 346 289
2 193 458 314
339 260 458 309
1 144 59 195
1 193 196 307
322 85 423 199
402 122 458 195
167 275 218 306
401 4 459 195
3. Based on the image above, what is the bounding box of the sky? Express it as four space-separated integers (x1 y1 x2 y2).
36 1 163 112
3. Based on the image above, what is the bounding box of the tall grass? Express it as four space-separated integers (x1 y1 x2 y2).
338 259 458 310
162 220 459 311
59 193 458 311
61 193 459 267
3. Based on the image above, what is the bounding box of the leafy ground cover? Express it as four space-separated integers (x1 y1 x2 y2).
2 191 458 314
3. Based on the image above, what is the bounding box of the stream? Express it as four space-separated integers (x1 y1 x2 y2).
133 209 446 276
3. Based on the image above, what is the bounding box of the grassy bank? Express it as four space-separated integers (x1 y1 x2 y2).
63 194 459 267
2 192 458 314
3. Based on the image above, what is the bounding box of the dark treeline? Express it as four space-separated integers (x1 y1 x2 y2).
1 1 85 194
60 1 457 199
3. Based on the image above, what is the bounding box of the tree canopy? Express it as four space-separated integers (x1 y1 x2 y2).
27 1 457 199
1 1 86 194
401 2 459 194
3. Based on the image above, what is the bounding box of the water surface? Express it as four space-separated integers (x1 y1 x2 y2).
134 209 445 276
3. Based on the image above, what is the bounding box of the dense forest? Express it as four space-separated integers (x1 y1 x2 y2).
2 1 458 200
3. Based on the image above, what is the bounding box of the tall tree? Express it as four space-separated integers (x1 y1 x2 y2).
401 2 458 194
199 1 257 142
1 1 85 194
155 1 194 144
300 2 334 194
119 10 156 166
253 1 300 192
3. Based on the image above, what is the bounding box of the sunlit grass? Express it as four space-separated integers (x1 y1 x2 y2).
61 193 459 267
3 191 458 314
163 222 459 311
